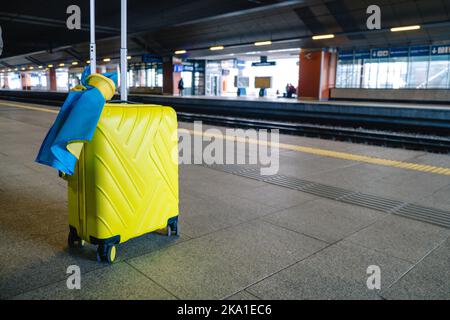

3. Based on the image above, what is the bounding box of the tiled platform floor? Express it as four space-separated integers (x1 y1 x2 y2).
0 101 449 300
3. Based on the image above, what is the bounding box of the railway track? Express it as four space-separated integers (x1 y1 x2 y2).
1 93 449 153
177 112 450 154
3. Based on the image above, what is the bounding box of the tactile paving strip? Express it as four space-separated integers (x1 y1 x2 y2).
203 164 450 229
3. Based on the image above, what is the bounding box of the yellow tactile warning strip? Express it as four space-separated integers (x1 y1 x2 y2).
1 100 449 176
0 101 59 114
187 129 450 176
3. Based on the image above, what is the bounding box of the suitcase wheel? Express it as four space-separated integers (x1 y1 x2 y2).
68 231 85 249
167 219 179 237
97 245 116 264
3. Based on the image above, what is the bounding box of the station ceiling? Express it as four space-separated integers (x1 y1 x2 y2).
1 0 450 67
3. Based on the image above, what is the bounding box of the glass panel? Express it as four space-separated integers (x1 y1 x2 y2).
407 56 429 89
427 55 450 89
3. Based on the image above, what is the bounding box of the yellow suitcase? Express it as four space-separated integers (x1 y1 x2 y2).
66 103 179 263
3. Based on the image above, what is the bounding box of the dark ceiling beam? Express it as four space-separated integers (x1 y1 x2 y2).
25 56 43 65
0 12 119 34
171 19 450 54
0 61 14 68
63 48 83 61
131 36 170 56
172 0 309 27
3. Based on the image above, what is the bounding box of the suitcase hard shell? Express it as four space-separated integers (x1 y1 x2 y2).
67 103 179 262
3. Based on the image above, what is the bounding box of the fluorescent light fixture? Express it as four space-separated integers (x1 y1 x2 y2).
390 25 421 32
254 41 272 46
21 67 26 71
103 58 111 62
59 63 65 67
38 66 43 69
72 61 78 65
127 56 132 60
14 68 18 71
48 64 53 68
312 34 335 40
29 66 34 70
210 46 224 51
86 60 90 64
175 50 187 55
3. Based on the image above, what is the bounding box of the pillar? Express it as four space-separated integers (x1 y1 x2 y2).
298 49 337 100
163 57 181 95
48 68 57 91
21 72 31 91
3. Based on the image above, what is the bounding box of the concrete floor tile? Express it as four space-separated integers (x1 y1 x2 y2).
277 157 357 179
226 290 260 300
381 238 450 300
12 262 176 300
0 184 67 211
346 215 450 263
263 199 384 243
128 220 327 300
0 231 102 299
233 184 317 210
179 188 280 238
247 241 411 300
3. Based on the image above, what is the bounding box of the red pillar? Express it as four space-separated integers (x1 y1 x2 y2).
163 58 181 95
21 73 31 90
298 49 337 100
48 68 57 91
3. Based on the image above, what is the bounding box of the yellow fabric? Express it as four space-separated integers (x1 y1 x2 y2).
67 142 84 159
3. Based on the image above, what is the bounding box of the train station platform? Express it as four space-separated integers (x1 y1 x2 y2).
0 100 449 300
1 90 449 135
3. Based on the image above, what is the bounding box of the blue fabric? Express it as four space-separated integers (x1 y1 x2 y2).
35 67 117 175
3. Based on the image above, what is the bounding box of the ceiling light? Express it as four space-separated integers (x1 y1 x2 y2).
103 58 111 62
21 67 26 71
312 34 335 40
210 46 225 51
175 50 187 55
48 64 53 68
29 66 34 70
38 66 43 69
72 61 79 65
254 41 272 46
127 56 132 60
59 63 65 67
86 60 91 64
390 25 421 32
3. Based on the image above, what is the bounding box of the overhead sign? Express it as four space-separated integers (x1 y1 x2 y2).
371 48 390 58
338 50 354 61
173 64 183 73
182 65 194 72
354 50 370 59
252 56 276 67
390 47 409 58
410 46 430 57
142 54 163 63
431 45 450 55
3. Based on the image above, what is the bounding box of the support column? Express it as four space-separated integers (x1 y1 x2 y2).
48 68 57 91
298 49 337 100
21 72 31 91
163 57 181 95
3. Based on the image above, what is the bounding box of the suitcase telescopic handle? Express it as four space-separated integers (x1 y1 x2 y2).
90 0 128 100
